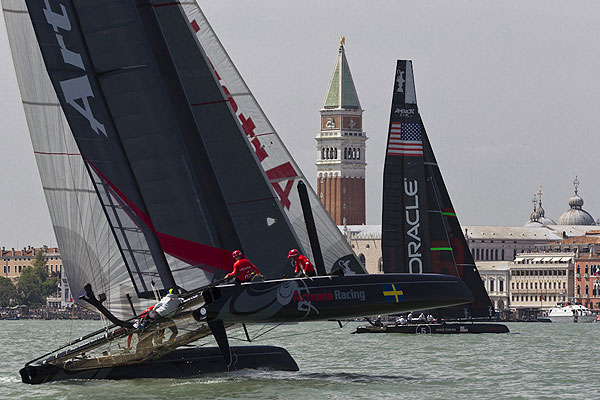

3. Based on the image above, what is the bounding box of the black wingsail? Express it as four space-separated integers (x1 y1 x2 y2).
382 60 493 318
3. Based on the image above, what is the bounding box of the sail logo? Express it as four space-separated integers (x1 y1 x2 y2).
201 39 298 210
42 0 106 137
396 69 405 93
404 179 423 273
394 108 415 116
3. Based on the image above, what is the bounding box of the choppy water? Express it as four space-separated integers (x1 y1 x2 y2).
1 320 597 399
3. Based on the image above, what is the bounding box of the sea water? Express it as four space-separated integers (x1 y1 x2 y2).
0 319 597 399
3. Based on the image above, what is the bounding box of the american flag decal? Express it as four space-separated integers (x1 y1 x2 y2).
387 122 423 156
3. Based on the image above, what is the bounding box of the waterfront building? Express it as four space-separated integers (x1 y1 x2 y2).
1 246 61 279
509 252 574 318
534 232 600 310
477 261 511 314
316 38 366 225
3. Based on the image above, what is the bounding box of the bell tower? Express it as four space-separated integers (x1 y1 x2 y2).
316 38 366 225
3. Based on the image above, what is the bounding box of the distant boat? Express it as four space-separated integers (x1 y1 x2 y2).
4 0 472 384
356 60 509 335
547 304 594 323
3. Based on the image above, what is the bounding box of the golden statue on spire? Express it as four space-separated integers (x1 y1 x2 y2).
340 36 345 47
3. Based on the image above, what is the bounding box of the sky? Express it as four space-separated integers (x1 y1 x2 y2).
1 1 600 247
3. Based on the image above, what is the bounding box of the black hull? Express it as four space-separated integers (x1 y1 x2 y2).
204 274 474 323
20 346 298 385
354 322 509 334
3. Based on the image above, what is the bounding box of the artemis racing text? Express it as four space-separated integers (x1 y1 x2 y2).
43 0 106 137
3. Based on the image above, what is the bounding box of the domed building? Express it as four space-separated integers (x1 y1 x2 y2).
524 194 543 227
556 177 595 225
524 188 556 227
535 191 556 226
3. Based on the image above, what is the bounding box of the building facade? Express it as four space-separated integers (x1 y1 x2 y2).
477 261 510 314
1 246 62 279
509 252 573 318
316 38 366 225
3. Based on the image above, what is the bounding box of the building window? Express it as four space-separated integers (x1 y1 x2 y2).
366 244 370 249
485 249 489 261
378 258 383 272
512 282 515 290
359 254 366 266
494 249 498 260
499 280 504 292
577 285 581 296
476 248 480 260
501 249 505 261
490 280 494 292
585 265 589 275
577 265 580 274
586 285 589 295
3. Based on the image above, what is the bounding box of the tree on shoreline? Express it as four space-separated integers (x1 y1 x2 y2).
0 277 17 306
16 249 58 306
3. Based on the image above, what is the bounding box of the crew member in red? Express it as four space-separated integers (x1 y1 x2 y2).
226 250 264 283
288 249 316 277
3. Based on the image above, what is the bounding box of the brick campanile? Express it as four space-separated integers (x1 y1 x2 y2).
316 38 366 225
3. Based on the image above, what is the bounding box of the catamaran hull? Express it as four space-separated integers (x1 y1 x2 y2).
20 345 298 385
354 322 510 334
202 273 474 323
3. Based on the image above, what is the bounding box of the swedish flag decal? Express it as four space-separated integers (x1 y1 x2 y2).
382 283 404 303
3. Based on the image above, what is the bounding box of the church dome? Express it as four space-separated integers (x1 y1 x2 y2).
535 204 556 225
568 193 584 208
557 177 595 225
524 189 556 226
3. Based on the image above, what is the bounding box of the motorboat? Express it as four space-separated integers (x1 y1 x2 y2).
547 304 595 323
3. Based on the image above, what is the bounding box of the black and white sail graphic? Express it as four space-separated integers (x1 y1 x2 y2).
382 60 492 318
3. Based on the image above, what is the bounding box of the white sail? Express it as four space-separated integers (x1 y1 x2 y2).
182 3 365 273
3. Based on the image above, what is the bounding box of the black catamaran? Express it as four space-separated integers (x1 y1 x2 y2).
4 1 474 383
356 61 508 335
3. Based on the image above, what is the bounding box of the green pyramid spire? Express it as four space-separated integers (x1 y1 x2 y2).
323 39 361 110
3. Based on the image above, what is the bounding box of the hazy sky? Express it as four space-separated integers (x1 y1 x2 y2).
1 1 600 247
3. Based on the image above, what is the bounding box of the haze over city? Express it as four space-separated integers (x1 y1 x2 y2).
1 0 599 246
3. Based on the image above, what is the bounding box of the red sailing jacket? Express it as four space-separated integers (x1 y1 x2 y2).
227 258 260 282
294 255 315 275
